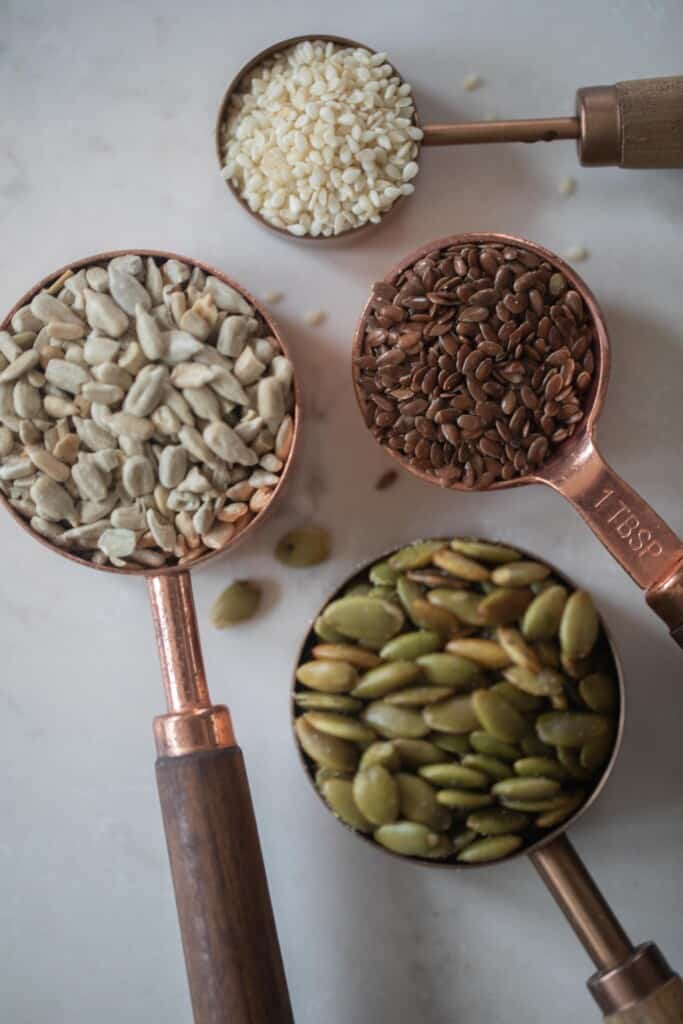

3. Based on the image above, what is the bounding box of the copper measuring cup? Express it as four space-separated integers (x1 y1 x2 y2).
352 232 683 650
292 543 683 1023
0 251 296 1024
216 35 683 241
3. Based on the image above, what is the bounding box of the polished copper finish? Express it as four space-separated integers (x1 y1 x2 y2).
422 117 579 146
589 943 676 1016
351 232 683 638
576 85 621 166
149 574 235 757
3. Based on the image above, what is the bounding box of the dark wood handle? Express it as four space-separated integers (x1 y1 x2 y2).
156 746 294 1024
617 76 683 168
605 976 683 1022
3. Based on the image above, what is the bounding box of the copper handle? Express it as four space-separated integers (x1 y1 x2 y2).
531 835 682 1020
421 117 579 147
543 437 683 644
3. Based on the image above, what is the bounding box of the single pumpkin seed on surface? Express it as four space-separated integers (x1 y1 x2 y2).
472 689 526 743
374 821 440 857
351 660 422 699
295 716 359 773
295 693 362 713
306 711 376 744
457 834 523 864
560 591 599 659
467 808 530 835
432 548 490 582
321 596 404 649
436 789 494 810
360 741 401 772
386 685 455 707
423 695 480 734
397 773 451 831
416 652 481 687
450 538 522 564
478 587 533 625
296 660 358 693
389 540 447 571
380 630 442 661
536 711 611 747
491 561 551 587
391 738 445 766
320 778 372 833
353 765 400 825
362 701 430 740
579 673 618 713
492 777 561 801
276 526 330 567
419 763 489 789
210 580 261 627
462 753 513 781
311 643 383 670
522 585 568 640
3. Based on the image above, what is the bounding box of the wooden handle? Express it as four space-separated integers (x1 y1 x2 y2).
605 976 683 1023
617 76 683 168
156 746 294 1024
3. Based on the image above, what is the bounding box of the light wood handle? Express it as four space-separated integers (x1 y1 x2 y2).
617 76 683 168
605 976 683 1023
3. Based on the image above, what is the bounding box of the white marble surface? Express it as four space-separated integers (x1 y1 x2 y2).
1 1 682 1021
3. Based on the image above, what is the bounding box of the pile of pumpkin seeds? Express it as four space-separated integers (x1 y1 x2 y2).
293 537 619 865
0 254 295 568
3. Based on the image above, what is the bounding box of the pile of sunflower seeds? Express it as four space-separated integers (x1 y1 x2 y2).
0 254 295 568
293 537 619 864
354 241 597 487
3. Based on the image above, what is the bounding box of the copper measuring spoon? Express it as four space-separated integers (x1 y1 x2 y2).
0 251 296 1024
216 35 683 241
352 232 683 649
292 543 683 1023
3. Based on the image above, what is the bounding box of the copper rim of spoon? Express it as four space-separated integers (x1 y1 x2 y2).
0 249 302 577
351 232 683 643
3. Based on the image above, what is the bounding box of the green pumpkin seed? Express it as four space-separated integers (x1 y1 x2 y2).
450 538 522 564
389 540 447 571
321 596 404 649
411 598 462 636
380 630 442 661
275 526 331 567
557 745 596 781
362 701 430 739
427 588 484 625
536 791 586 828
496 627 541 672
522 585 568 640
560 591 599 659
462 753 513 781
313 615 346 643
429 732 472 755
407 569 467 589
491 561 551 587
320 778 372 833
369 561 400 587
423 695 480 734
296 660 358 693
492 777 561 801
416 652 481 687
423 835 455 859
210 580 262 627
468 732 519 761
374 821 440 856
295 716 359 773
312 643 383 669
479 587 534 625
436 789 495 810
386 685 455 707
345 582 373 598
535 640 561 668
467 808 530 835
419 763 489 789
295 693 363 713
499 796 572 812
491 681 544 713
457 834 523 863
504 665 564 698
432 548 490 581
392 738 445 766
520 731 555 758
537 711 611 747
579 673 618 713
351 660 422 699
369 586 399 604
445 637 511 669
306 711 376 744
396 576 425 623
513 757 569 781
472 689 527 743
360 741 402 772
396 773 451 831
580 731 614 771
315 766 351 787
561 650 595 679
353 765 400 825
452 829 478 852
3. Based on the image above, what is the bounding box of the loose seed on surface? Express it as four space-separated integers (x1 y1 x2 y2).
211 580 262 627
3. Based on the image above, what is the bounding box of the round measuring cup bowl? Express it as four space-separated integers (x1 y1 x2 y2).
0 251 298 1024
351 232 683 647
215 34 421 243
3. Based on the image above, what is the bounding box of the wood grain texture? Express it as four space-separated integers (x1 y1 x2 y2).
617 76 683 167
606 977 683 1023
156 747 294 1024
